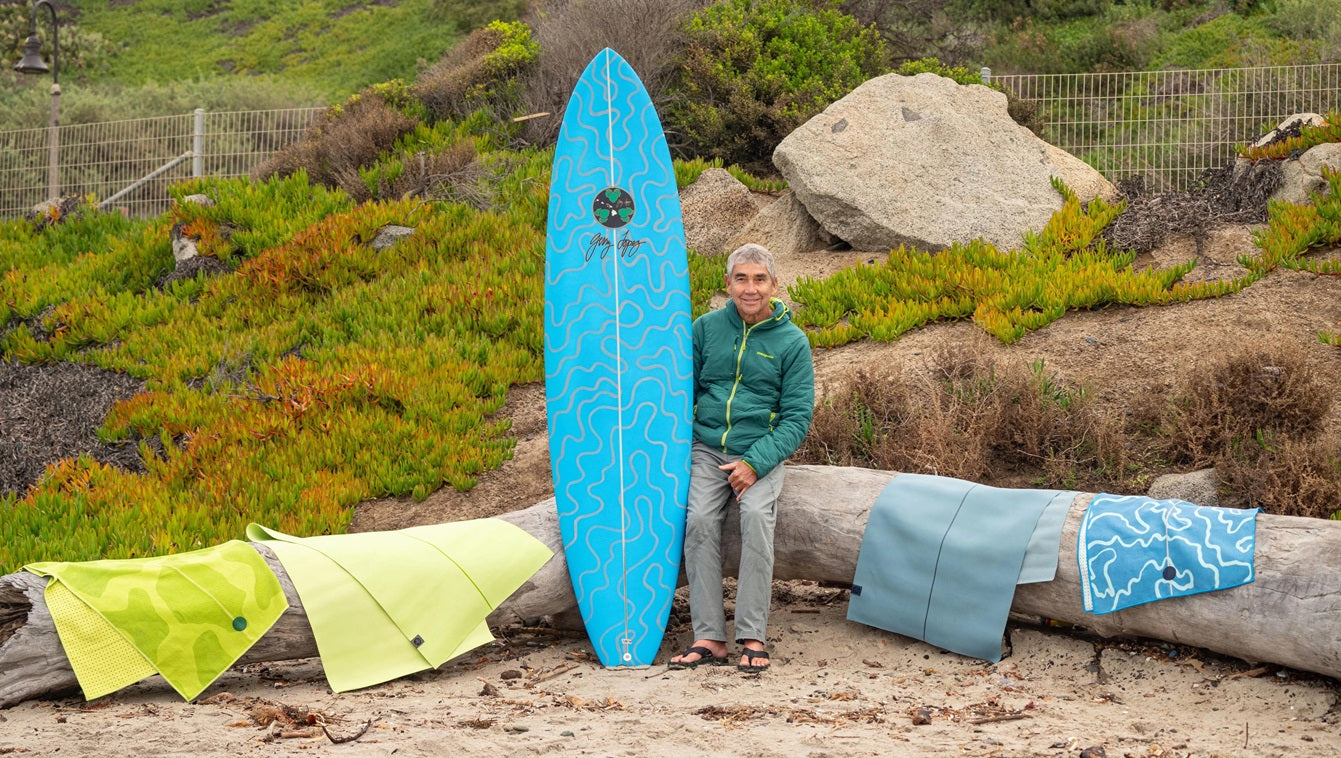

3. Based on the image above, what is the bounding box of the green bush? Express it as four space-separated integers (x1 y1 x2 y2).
1 4 117 83
666 0 887 172
413 20 538 127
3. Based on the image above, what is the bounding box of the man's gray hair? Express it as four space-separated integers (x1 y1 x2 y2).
725 243 777 281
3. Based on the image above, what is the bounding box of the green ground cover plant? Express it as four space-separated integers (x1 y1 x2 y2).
2 0 1339 572
790 180 1249 347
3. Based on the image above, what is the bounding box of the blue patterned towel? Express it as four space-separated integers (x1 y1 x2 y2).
1078 494 1259 615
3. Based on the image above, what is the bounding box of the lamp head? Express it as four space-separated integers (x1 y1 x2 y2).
14 35 50 75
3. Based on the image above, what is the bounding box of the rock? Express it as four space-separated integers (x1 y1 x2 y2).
680 169 762 255
1079 747 1106 758
370 225 415 251
1272 143 1341 206
1250 113 1327 149
1147 468 1220 507
180 193 216 208
170 221 199 263
773 72 1116 253
911 706 933 725
726 191 837 257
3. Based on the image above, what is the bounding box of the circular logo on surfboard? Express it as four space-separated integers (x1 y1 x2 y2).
592 187 635 229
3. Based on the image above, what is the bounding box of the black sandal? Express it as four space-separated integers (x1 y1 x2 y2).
737 648 770 673
669 645 727 669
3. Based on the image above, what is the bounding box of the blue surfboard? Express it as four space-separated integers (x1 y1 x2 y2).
543 49 692 668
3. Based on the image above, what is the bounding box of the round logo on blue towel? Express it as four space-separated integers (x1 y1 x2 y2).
592 187 635 229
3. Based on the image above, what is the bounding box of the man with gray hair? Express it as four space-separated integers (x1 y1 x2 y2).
669 243 815 673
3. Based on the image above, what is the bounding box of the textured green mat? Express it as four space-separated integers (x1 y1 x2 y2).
246 519 552 692
26 540 287 700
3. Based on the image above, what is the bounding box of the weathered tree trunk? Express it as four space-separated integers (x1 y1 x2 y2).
3 465 1339 708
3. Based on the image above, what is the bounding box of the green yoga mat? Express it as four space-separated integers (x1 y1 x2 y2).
26 540 287 701
246 519 552 693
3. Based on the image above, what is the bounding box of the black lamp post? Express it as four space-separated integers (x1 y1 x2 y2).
13 0 61 202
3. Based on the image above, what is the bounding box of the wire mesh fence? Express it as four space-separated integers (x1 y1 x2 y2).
0 107 324 218
993 63 1341 193
0 64 1336 219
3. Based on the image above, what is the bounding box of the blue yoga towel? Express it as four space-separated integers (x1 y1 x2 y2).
847 474 1075 662
1078 494 1259 615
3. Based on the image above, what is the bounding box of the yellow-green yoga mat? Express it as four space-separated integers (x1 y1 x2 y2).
246 519 552 693
25 540 288 701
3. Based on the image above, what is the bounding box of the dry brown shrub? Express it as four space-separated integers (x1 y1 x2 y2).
253 93 417 195
1217 433 1341 518
796 334 1127 489
413 24 517 123
1159 344 1333 468
515 0 712 145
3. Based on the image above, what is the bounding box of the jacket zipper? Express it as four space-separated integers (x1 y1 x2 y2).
720 318 762 451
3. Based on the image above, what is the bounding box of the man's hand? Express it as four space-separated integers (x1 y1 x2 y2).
719 460 758 498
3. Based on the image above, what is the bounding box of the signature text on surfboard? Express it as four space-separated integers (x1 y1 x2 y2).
585 233 647 262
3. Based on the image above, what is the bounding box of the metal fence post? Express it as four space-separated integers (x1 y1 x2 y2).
193 108 204 178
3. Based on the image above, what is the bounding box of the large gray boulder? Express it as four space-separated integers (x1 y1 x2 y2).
726 191 837 257
773 72 1116 253
679 168 762 255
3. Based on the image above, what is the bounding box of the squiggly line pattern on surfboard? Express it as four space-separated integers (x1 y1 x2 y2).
544 49 691 667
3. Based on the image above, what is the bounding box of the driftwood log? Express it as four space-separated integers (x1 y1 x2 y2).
3 464 1339 707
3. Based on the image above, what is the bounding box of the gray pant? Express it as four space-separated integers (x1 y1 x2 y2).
684 440 785 644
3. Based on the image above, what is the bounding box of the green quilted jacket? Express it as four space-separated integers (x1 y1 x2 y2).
691 298 815 477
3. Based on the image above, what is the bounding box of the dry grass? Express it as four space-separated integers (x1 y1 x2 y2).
354 142 481 204
797 333 1128 490
414 24 518 124
1157 343 1332 468
799 339 1341 516
252 92 418 196
1218 435 1341 519
515 0 711 146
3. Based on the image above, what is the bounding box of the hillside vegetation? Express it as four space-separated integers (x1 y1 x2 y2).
1 0 1336 132
1 0 1340 573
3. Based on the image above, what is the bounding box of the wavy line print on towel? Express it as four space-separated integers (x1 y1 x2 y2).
1078 493 1259 615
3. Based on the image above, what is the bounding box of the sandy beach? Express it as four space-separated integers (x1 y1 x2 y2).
3 580 1338 757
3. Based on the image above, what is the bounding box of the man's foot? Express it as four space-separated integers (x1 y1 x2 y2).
738 640 770 673
669 639 728 669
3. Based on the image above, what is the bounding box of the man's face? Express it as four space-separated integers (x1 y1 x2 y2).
726 262 778 325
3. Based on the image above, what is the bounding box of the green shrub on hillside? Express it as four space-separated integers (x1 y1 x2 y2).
666 0 887 172
1 4 117 82
1151 12 1302 68
414 20 539 128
